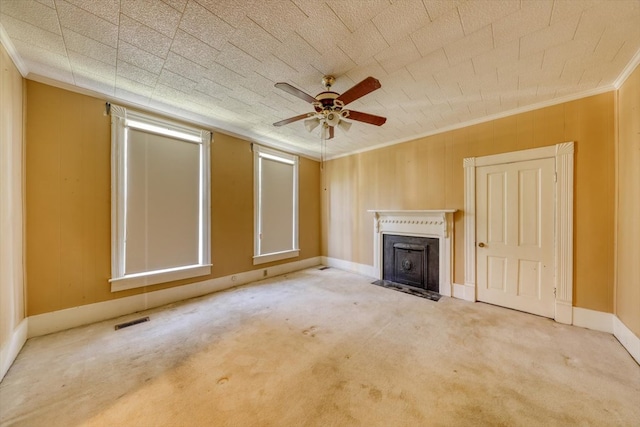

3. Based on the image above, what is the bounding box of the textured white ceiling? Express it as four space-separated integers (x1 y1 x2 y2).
1 0 639 159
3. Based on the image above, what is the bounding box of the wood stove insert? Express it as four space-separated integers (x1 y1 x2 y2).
383 234 439 293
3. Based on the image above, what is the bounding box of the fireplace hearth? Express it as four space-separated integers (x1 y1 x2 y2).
383 234 439 292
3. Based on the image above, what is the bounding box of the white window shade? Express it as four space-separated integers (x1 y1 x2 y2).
110 105 211 291
254 146 299 264
125 129 200 274
260 157 294 254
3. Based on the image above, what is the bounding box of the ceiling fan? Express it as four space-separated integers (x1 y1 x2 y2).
273 75 386 140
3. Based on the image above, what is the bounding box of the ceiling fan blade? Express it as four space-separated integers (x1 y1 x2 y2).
345 110 387 126
273 113 313 127
335 76 381 106
274 82 317 104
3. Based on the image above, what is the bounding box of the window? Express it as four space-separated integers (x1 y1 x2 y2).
253 145 299 264
109 104 211 291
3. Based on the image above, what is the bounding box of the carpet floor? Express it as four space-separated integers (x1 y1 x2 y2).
1 267 638 426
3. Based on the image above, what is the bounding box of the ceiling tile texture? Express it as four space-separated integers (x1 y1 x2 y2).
1 0 639 158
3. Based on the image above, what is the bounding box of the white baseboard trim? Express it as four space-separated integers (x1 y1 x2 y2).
453 283 475 301
572 307 639 365
321 256 377 278
28 257 321 339
1 318 28 381
613 315 640 365
572 307 614 333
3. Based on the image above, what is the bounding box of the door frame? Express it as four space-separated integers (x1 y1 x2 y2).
463 142 574 324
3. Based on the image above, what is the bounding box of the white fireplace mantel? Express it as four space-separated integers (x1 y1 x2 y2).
368 210 457 297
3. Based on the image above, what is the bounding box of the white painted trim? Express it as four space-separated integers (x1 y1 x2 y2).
321 256 377 278
253 145 300 262
368 210 456 297
0 24 28 77
573 307 614 334
463 143 574 323
452 283 475 302
28 257 321 338
463 158 476 295
554 142 575 324
253 250 300 265
109 104 212 292
327 89 612 162
614 316 640 365
474 144 563 166
0 319 28 381
109 264 212 292
613 47 640 89
571 308 640 365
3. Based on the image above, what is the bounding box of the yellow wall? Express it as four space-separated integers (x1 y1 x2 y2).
16 61 638 325
25 81 320 316
616 65 640 336
322 93 616 313
0 42 25 378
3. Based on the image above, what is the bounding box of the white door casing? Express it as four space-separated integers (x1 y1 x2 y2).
476 158 555 318
464 142 574 324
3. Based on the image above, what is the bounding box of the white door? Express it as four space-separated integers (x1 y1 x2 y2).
476 157 555 318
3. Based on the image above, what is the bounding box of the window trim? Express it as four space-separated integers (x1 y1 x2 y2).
253 145 299 265
109 104 211 291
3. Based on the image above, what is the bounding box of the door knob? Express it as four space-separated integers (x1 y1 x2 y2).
478 242 486 248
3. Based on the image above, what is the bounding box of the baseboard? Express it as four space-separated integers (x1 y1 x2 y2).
321 256 377 278
0 318 28 381
613 316 640 365
28 256 321 338
453 283 475 301
572 307 639 365
572 307 614 333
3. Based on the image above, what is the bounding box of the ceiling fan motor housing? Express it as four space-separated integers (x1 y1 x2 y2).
314 91 341 112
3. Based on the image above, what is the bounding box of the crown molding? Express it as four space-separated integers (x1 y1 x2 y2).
24 73 320 162
613 47 640 89
0 23 28 77
327 85 614 161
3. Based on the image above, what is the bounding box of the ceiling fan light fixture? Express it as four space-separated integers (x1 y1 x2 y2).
338 120 352 133
325 112 340 127
304 117 320 132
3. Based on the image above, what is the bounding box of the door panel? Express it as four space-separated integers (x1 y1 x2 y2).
477 158 555 318
519 169 540 246
487 172 506 244
518 259 541 298
487 256 507 291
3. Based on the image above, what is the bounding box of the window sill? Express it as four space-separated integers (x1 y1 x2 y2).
110 264 212 292
253 250 299 265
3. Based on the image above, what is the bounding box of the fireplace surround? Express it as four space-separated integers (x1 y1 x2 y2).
369 210 456 297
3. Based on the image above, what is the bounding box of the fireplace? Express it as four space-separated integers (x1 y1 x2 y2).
383 234 439 292
369 210 456 297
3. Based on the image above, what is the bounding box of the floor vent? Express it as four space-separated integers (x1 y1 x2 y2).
319 266 330 270
115 317 150 330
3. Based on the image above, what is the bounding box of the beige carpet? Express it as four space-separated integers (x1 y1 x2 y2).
1 267 638 426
